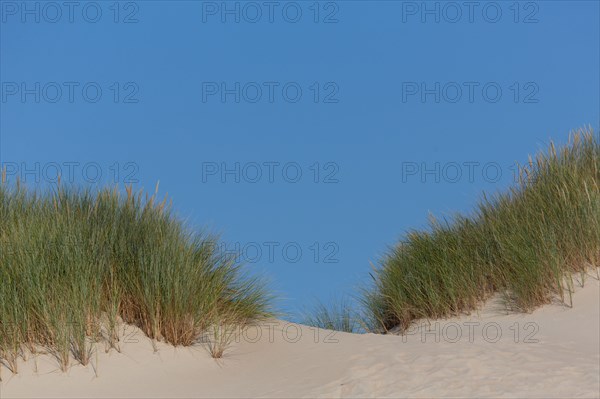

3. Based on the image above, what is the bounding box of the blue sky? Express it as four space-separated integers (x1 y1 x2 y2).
1 0 599 319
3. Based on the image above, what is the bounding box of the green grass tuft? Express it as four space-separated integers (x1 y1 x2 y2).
0 182 272 372
302 296 362 333
364 127 600 333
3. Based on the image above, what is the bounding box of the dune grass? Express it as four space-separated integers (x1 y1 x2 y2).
302 296 362 334
0 180 271 374
364 128 600 332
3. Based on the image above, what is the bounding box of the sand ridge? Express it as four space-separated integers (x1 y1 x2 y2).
1 274 599 398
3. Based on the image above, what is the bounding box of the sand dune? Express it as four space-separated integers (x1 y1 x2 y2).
2 273 599 398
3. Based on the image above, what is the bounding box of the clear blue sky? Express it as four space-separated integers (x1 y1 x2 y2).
1 1 599 319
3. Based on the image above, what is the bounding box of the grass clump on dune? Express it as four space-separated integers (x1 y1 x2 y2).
302 296 362 334
365 128 600 332
0 181 271 373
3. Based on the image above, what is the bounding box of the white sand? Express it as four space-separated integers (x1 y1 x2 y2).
2 273 599 398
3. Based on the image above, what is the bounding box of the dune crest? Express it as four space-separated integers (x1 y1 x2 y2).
2 272 598 398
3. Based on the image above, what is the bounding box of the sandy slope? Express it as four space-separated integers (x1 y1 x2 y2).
1 274 599 398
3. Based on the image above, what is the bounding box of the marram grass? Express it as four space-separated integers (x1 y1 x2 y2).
0 181 271 374
364 128 600 333
302 296 362 334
